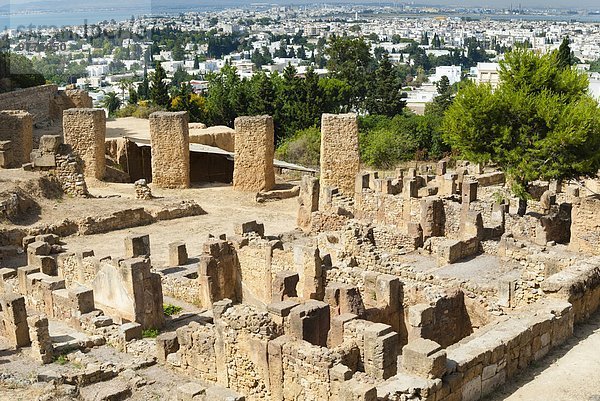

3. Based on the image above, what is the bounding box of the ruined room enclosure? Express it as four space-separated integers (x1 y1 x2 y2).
1 106 600 401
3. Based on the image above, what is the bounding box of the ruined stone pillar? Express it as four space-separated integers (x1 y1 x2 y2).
364 323 399 379
320 113 360 199
297 175 319 232
420 198 445 240
0 293 30 347
0 110 33 168
289 300 330 347
63 108 106 179
149 111 190 188
233 115 275 192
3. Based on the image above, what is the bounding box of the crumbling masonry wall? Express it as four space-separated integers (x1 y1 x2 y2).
233 115 275 192
0 110 33 167
320 113 360 198
569 195 600 255
149 111 190 188
63 108 106 179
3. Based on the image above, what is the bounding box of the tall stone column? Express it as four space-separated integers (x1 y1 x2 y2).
233 115 275 192
63 108 106 179
149 111 190 188
320 113 360 199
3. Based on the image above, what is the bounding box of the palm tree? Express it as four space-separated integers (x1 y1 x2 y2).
101 91 121 116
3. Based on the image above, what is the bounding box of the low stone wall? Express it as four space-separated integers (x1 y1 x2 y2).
0 201 206 247
569 195 600 255
541 256 600 323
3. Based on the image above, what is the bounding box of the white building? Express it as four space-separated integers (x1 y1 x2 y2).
474 62 501 87
589 73 600 101
430 66 462 85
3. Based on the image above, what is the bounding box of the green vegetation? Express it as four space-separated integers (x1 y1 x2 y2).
163 303 183 316
275 127 321 168
101 92 122 116
0 52 46 93
443 48 600 214
142 328 160 338
54 354 68 365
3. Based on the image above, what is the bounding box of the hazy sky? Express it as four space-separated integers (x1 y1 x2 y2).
4 0 599 9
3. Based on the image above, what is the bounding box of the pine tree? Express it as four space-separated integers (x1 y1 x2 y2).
557 36 573 70
138 65 150 100
150 62 170 107
365 53 406 117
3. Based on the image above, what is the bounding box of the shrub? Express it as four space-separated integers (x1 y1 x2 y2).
115 103 165 119
142 328 159 338
163 303 183 316
275 126 321 168
361 127 418 169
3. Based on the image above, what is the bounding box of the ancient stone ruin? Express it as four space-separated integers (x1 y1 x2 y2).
1 95 600 401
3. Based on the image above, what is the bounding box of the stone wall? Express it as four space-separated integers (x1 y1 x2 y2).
233 115 275 192
0 84 58 126
0 110 33 167
320 114 360 198
90 257 164 329
569 195 600 255
541 256 600 323
149 111 190 188
63 108 106 180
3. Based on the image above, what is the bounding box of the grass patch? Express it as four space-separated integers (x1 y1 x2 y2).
142 328 159 338
54 354 68 365
163 303 183 316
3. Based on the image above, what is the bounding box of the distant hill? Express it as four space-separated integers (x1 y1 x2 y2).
4 0 599 13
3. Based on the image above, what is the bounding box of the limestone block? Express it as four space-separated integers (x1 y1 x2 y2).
124 234 150 258
35 234 59 245
0 110 33 167
149 111 190 189
39 135 62 153
176 382 206 401
28 255 57 276
27 314 53 364
27 241 51 256
234 220 265 237
30 150 56 167
156 332 180 362
169 241 188 266
320 113 360 198
203 386 245 401
0 268 17 280
18 266 40 294
0 293 30 347
271 271 299 303
325 282 365 317
436 160 447 176
63 108 106 179
462 180 478 203
69 286 95 314
120 322 142 341
404 178 419 198
233 115 275 192
339 378 378 401
289 300 330 346
328 313 358 347
420 198 444 240
401 338 447 379
364 323 399 379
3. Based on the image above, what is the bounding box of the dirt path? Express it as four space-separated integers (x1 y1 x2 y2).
485 311 600 401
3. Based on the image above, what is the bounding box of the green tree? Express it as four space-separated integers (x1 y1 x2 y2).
556 36 574 70
365 53 406 117
443 48 600 214
150 62 170 107
325 35 373 111
102 92 121 116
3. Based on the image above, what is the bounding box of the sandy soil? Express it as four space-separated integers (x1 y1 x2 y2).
60 181 299 267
